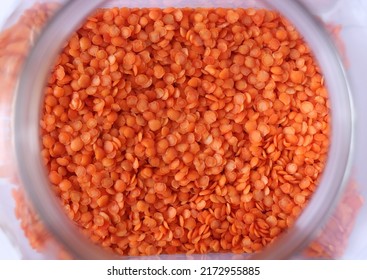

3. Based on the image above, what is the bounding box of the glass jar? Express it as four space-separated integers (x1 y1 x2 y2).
0 0 364 259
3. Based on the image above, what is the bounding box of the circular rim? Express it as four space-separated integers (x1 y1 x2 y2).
13 0 354 259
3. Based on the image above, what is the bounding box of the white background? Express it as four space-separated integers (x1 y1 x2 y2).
0 0 22 260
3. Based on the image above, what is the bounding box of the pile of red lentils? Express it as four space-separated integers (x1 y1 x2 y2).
41 7 329 256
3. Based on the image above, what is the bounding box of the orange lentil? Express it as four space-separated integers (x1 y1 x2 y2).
166 109 181 121
286 163 298 174
40 7 330 257
70 137 84 152
305 165 316 177
59 179 72 192
226 10 240 24
290 70 305 84
203 111 217 124
301 101 315 114
148 119 161 132
153 65 165 79
154 182 166 193
261 53 274 67
121 27 132 39
167 207 177 219
249 130 262 143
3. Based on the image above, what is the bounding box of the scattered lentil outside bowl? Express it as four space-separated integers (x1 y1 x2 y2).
11 0 353 259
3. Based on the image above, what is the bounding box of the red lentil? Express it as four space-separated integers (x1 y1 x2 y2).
41 7 330 256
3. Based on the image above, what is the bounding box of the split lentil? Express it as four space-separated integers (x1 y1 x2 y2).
41 7 330 256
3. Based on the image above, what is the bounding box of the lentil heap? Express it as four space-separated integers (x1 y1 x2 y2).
41 7 330 256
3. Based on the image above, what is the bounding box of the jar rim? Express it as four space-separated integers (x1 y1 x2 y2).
13 0 354 259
